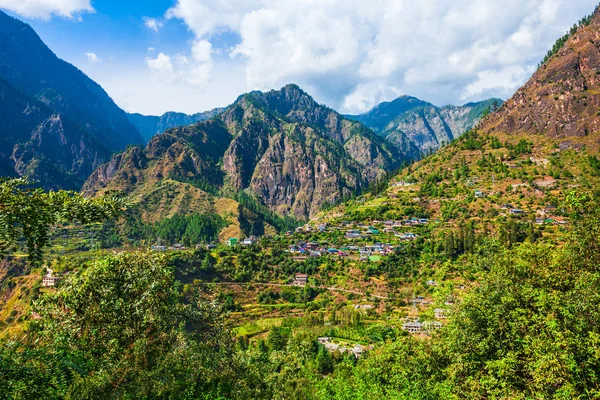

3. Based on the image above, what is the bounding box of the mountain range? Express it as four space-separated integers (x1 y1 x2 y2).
83 84 401 220
0 8 498 226
319 5 600 229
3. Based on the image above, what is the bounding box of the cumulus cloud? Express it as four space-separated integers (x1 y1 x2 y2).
0 0 93 19
85 52 100 63
143 17 164 32
162 0 597 113
146 52 177 83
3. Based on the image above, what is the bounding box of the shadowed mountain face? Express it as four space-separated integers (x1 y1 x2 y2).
348 96 502 159
84 84 404 219
0 10 143 189
127 108 226 143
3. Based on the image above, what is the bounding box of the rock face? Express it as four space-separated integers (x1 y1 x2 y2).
348 96 502 158
480 8 600 137
84 84 403 219
0 11 143 188
127 108 225 143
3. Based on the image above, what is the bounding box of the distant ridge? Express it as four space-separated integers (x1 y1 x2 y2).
347 96 502 159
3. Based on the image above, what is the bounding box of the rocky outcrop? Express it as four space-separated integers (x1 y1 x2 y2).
0 10 145 188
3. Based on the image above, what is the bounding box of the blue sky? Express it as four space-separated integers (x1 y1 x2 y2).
0 0 598 116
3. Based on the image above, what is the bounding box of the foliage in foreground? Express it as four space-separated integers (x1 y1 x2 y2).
0 178 125 264
2 186 600 399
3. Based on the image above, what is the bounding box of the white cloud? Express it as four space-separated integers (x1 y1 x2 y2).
143 17 164 32
85 52 100 63
147 47 156 53
191 40 212 63
0 0 93 19
146 52 177 83
162 0 598 113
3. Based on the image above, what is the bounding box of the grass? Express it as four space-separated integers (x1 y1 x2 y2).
233 317 284 337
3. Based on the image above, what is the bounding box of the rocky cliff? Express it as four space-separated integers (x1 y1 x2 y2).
0 11 143 188
84 84 403 219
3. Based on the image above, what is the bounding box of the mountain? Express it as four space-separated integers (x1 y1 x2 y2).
319 6 600 231
0 78 110 189
348 96 502 159
84 84 403 222
481 11 600 139
127 108 225 143
0 11 143 188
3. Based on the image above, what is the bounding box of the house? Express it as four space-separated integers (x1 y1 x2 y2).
500 204 514 210
474 190 485 198
352 345 365 358
434 308 448 319
402 321 423 334
293 273 308 286
151 245 167 252
227 238 239 247
42 275 59 288
426 279 437 286
242 237 256 246
171 243 184 250
509 209 524 215
535 218 545 225
354 304 373 310
318 224 327 232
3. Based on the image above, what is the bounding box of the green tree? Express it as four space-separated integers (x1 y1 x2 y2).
0 178 125 264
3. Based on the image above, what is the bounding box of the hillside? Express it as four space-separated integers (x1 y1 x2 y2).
320 6 600 235
84 84 403 226
0 11 143 188
348 96 502 159
128 108 225 143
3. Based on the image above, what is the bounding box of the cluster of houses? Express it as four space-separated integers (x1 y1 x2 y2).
296 218 429 236
317 337 372 358
498 204 568 225
401 320 442 334
227 236 258 247
287 241 403 261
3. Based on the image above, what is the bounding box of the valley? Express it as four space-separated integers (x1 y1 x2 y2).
2 3 600 399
